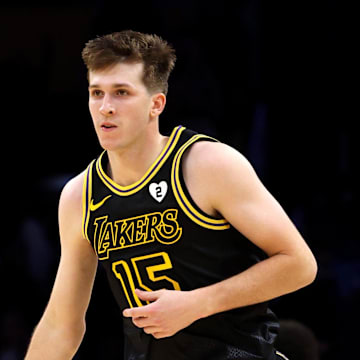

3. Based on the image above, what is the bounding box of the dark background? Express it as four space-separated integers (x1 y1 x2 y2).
1 1 357 359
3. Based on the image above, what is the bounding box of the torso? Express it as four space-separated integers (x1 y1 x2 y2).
81 125 279 360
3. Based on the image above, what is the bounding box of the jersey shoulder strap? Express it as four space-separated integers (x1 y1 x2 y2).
171 132 230 230
82 159 96 242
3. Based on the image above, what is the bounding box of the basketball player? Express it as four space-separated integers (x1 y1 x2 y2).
25 30 317 360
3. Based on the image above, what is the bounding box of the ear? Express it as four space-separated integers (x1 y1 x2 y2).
150 93 166 119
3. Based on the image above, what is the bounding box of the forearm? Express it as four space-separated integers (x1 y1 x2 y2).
25 317 85 360
193 252 317 319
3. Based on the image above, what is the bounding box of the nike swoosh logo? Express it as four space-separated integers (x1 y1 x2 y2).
90 195 112 211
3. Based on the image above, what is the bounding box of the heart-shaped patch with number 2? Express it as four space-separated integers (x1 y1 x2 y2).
149 181 168 203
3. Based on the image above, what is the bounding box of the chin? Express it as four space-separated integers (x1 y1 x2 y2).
98 138 127 152
99 142 118 152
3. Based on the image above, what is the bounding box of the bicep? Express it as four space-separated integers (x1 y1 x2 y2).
209 147 308 257
221 178 303 256
44 176 98 327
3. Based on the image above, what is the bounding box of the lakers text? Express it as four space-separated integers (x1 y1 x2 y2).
93 209 182 259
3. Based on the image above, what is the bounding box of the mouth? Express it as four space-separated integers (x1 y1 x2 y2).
100 122 117 131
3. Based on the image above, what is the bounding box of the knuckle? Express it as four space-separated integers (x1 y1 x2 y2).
146 309 154 317
149 304 158 314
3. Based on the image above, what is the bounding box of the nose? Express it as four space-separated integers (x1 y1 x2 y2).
99 95 116 116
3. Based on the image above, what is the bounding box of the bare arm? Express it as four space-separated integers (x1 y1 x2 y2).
188 142 318 316
123 141 317 338
25 172 98 359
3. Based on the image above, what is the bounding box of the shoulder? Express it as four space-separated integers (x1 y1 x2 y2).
59 170 86 209
58 169 88 234
181 140 260 216
182 140 255 181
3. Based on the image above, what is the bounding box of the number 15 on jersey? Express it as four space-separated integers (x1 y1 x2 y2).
112 252 181 308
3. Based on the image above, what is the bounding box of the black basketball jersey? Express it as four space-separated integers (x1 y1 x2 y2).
82 125 279 360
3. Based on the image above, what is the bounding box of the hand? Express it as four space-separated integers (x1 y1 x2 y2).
122 289 201 339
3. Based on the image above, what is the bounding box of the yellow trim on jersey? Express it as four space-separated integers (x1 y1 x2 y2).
171 135 230 230
82 160 95 243
96 125 186 196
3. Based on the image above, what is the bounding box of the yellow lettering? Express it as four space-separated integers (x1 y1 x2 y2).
93 209 182 260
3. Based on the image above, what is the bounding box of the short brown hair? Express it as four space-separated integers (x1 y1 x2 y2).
81 30 176 95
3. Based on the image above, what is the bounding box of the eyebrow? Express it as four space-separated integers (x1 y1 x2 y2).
88 83 135 89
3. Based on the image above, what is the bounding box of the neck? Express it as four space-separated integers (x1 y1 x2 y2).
106 128 168 187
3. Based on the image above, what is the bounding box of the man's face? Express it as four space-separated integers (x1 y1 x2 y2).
88 62 155 151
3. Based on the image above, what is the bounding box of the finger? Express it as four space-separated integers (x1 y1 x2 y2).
132 316 153 328
122 307 133 317
123 289 163 318
123 302 153 318
134 288 161 302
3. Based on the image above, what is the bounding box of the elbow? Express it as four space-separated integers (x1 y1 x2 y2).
307 253 318 284
279 248 318 293
55 318 86 356
67 320 86 352
53 321 86 358
25 317 86 359
296 251 318 289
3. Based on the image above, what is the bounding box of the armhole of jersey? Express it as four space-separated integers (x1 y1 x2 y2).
82 160 95 243
171 134 230 230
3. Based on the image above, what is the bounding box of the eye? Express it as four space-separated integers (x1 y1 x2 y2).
90 89 103 97
116 89 129 96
